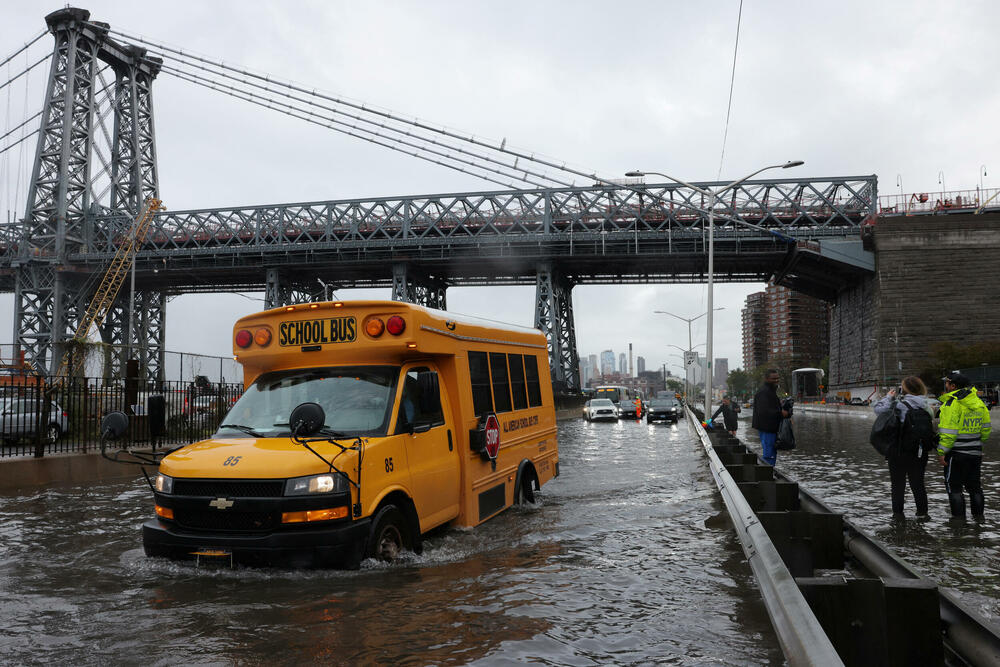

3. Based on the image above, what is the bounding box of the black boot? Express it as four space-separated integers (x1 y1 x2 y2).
970 492 985 518
948 492 967 517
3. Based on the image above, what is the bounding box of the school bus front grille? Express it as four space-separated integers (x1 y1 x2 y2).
173 480 285 498
174 509 279 532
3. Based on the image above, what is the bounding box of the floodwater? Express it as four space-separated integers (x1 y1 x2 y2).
735 407 1000 627
0 418 783 666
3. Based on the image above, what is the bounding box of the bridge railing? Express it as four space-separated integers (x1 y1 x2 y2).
878 187 1000 216
0 177 877 258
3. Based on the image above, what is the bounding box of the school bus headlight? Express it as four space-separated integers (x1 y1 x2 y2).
284 473 347 495
155 505 174 520
281 506 349 523
364 317 385 337
254 327 272 346
155 473 174 494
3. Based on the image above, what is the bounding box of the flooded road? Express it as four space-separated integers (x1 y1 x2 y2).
0 418 782 665
736 407 1000 627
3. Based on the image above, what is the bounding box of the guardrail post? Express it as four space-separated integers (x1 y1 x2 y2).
797 577 942 666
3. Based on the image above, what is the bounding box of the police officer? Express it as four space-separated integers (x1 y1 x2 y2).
938 371 992 518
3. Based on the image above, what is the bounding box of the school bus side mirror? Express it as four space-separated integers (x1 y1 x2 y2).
290 402 325 437
101 411 129 441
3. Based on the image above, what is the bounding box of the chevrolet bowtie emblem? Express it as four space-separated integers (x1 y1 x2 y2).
209 497 234 510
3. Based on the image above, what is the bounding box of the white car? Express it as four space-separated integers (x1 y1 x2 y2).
583 398 618 422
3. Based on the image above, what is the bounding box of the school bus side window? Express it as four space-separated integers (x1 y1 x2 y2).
469 352 493 417
524 355 543 407
490 352 512 413
508 353 528 410
396 367 444 434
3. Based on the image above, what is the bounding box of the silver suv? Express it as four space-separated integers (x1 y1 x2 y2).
0 399 69 444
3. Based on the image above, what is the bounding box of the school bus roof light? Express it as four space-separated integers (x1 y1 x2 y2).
333 302 344 308
364 317 385 338
309 303 319 309
254 328 272 347
386 315 406 335
235 329 253 348
285 306 295 312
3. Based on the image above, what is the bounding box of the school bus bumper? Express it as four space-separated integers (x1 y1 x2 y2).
142 492 370 568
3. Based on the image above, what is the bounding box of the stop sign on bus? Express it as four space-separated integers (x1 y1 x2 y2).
484 413 500 459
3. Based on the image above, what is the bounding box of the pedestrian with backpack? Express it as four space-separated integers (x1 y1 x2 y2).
872 376 937 518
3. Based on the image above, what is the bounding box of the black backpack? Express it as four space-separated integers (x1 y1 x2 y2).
870 399 900 456
898 402 936 457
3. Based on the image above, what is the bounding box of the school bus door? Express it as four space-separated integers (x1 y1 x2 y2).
395 363 460 529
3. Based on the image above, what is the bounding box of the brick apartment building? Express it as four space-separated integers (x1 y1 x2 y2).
742 284 829 371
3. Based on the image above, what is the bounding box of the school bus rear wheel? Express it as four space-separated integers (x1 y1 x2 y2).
367 504 412 562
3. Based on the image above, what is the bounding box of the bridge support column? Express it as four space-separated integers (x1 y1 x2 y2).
391 264 447 310
265 268 316 308
101 290 166 382
534 263 580 393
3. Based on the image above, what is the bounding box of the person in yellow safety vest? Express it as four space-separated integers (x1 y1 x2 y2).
937 371 992 518
633 397 642 420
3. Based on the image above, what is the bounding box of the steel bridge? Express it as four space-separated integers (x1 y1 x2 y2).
0 8 877 389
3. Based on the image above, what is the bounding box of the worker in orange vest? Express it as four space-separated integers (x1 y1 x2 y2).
633 396 642 420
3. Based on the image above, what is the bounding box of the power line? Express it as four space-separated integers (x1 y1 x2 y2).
716 0 744 181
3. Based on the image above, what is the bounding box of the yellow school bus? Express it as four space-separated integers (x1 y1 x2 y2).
142 300 559 568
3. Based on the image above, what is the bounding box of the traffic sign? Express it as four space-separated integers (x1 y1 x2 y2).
483 414 500 460
684 351 698 366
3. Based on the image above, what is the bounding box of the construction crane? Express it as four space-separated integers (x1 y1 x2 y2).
56 197 166 379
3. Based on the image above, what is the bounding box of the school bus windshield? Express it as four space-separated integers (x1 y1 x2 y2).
218 365 398 438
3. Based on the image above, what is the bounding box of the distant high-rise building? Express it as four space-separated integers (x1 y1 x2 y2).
600 350 615 376
742 291 768 371
579 360 591 387
589 354 599 377
637 356 646 374
618 353 626 375
742 284 830 371
714 358 728 390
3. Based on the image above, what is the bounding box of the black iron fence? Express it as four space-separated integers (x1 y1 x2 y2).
0 375 244 458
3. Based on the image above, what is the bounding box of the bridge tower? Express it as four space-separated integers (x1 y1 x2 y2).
15 8 164 377
534 263 580 393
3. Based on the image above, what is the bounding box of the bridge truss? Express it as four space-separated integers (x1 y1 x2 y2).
0 8 878 390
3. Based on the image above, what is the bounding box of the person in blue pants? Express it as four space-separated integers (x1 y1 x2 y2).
751 369 788 466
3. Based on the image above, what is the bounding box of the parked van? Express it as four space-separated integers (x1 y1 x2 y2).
142 301 560 568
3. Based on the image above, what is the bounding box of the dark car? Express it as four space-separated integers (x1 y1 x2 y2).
646 397 681 424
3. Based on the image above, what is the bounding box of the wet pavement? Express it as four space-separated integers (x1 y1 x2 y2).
0 417 782 665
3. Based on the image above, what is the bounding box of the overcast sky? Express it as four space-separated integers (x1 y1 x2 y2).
2 0 998 375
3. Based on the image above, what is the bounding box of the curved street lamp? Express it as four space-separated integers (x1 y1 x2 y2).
631 160 805 417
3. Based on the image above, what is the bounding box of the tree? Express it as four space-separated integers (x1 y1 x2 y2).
726 368 753 399
665 378 683 393
917 340 1000 394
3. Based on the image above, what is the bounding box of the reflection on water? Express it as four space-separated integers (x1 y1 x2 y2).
0 419 781 665
738 408 1000 626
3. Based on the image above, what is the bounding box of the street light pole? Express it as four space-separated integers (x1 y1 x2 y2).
632 160 805 418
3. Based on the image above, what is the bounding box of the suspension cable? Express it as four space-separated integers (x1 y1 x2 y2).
0 53 49 95
0 129 40 157
161 67 547 190
0 30 47 72
0 111 41 146
153 57 574 189
103 27 617 187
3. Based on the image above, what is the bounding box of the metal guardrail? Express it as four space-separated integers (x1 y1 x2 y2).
684 407 843 666
788 472 1000 665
